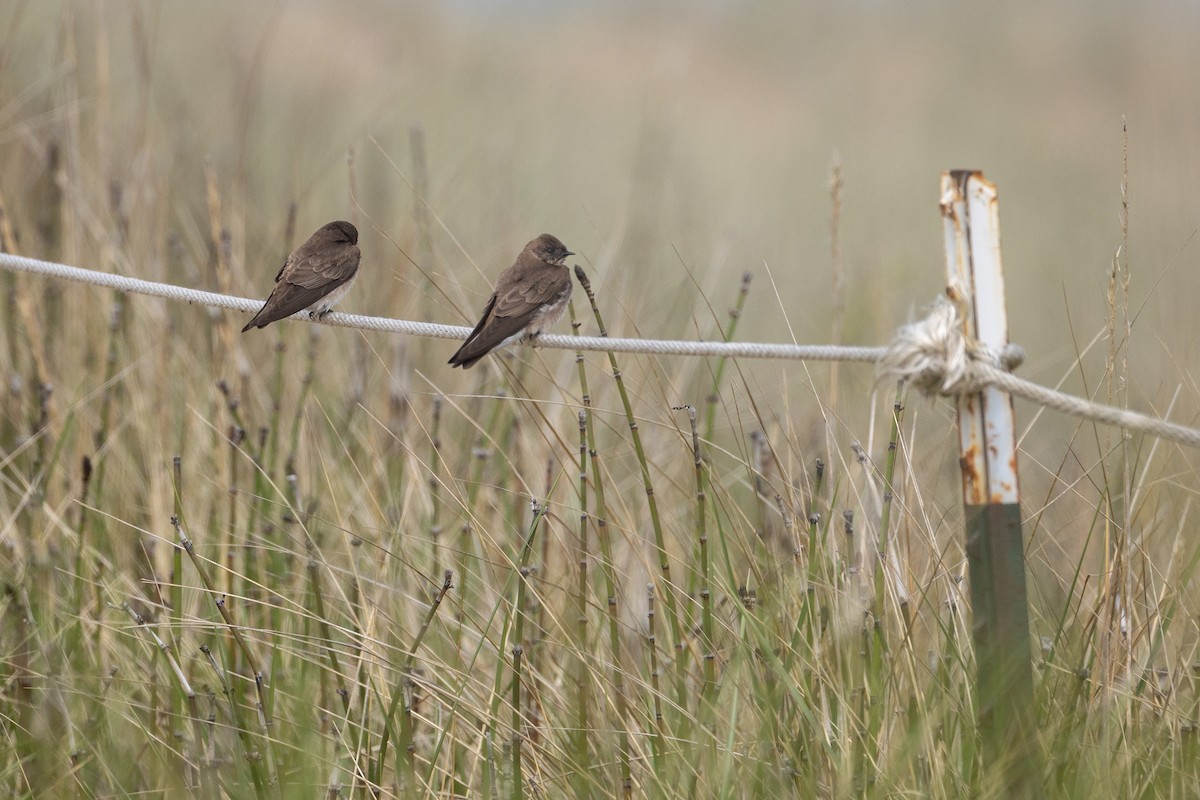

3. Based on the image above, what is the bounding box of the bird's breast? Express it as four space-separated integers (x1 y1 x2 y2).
309 274 356 314
526 286 571 336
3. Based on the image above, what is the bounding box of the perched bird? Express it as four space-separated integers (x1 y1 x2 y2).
242 220 361 332
448 233 574 369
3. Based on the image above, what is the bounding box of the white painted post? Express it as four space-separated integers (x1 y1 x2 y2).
940 172 1020 504
939 170 1039 797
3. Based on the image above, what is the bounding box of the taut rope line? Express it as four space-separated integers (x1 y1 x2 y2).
0 252 883 362
2 251 1199 449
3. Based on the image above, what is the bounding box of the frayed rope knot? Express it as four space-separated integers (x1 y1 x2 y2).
877 295 1025 396
3 250 1200 447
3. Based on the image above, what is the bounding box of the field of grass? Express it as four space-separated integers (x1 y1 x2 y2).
2 2 1200 798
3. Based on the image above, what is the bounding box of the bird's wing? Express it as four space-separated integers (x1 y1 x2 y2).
245 243 360 329
448 292 524 366
287 242 361 289
492 267 572 320
448 267 570 365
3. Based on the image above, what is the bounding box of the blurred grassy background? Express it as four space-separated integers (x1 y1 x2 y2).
6 0 1200 417
4 0 1199 579
5 3 1199 337
2 1 1200 797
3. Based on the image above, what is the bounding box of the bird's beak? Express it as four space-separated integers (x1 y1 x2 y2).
565 251 574 258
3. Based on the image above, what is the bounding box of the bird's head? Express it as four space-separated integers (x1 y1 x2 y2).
321 220 359 245
529 233 573 265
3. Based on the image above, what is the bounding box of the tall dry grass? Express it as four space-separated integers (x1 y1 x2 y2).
2 2 1200 798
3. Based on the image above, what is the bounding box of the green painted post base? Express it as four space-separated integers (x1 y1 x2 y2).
965 502 1042 798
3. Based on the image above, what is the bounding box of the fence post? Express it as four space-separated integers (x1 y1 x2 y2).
939 170 1040 796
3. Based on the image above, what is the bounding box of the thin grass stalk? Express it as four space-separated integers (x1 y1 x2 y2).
481 499 546 799
500 359 530 524
686 495 743 799
10 271 50 429
428 394 444 577
702 271 751 445
77 298 121 612
747 430 769 557
218 380 246 603
170 456 186 750
525 457 555 751
780 494 800 570
306 532 350 715
333 556 369 800
351 658 373 799
409 123 434 325
646 583 665 770
776 464 833 786
339 530 375 799
13 383 52 749
1094 126 1131 700
788 458 827 675
1184 686 1199 791
123 602 208 795
827 158 846 411
7 585 39 791
936 572 976 790
583 407 633 798
58 441 96 776
572 408 592 794
510 501 547 800
204 161 237 373
863 594 885 796
574 264 686 704
224 423 246 587
72 453 93 632
286 327 319 475
807 456 827 587
860 391 906 791
844 507 859 597
199 643 268 798
379 569 452 796
532 456 554 652
1111 121 1134 695
25 396 71 624
678 405 715 711
570 299 632 794
511 641 526 800
878 387 909 627
266 339 286 473
241 425 269 668
746 599 799 797
236 339 287 665
173 515 282 797
36 130 63 336
273 332 319 635
752 592 827 794
455 392 505 647
0 198 19 458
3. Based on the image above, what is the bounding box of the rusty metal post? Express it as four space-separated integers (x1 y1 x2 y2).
940 170 1040 797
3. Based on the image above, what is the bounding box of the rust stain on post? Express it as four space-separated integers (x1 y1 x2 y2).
939 171 1019 506
940 170 1038 797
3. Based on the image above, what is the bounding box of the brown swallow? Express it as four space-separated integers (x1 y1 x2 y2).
242 220 361 332
448 233 574 369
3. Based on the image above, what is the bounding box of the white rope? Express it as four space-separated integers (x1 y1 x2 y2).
3 251 1200 449
879 296 1200 450
985 368 1200 448
0 252 884 362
